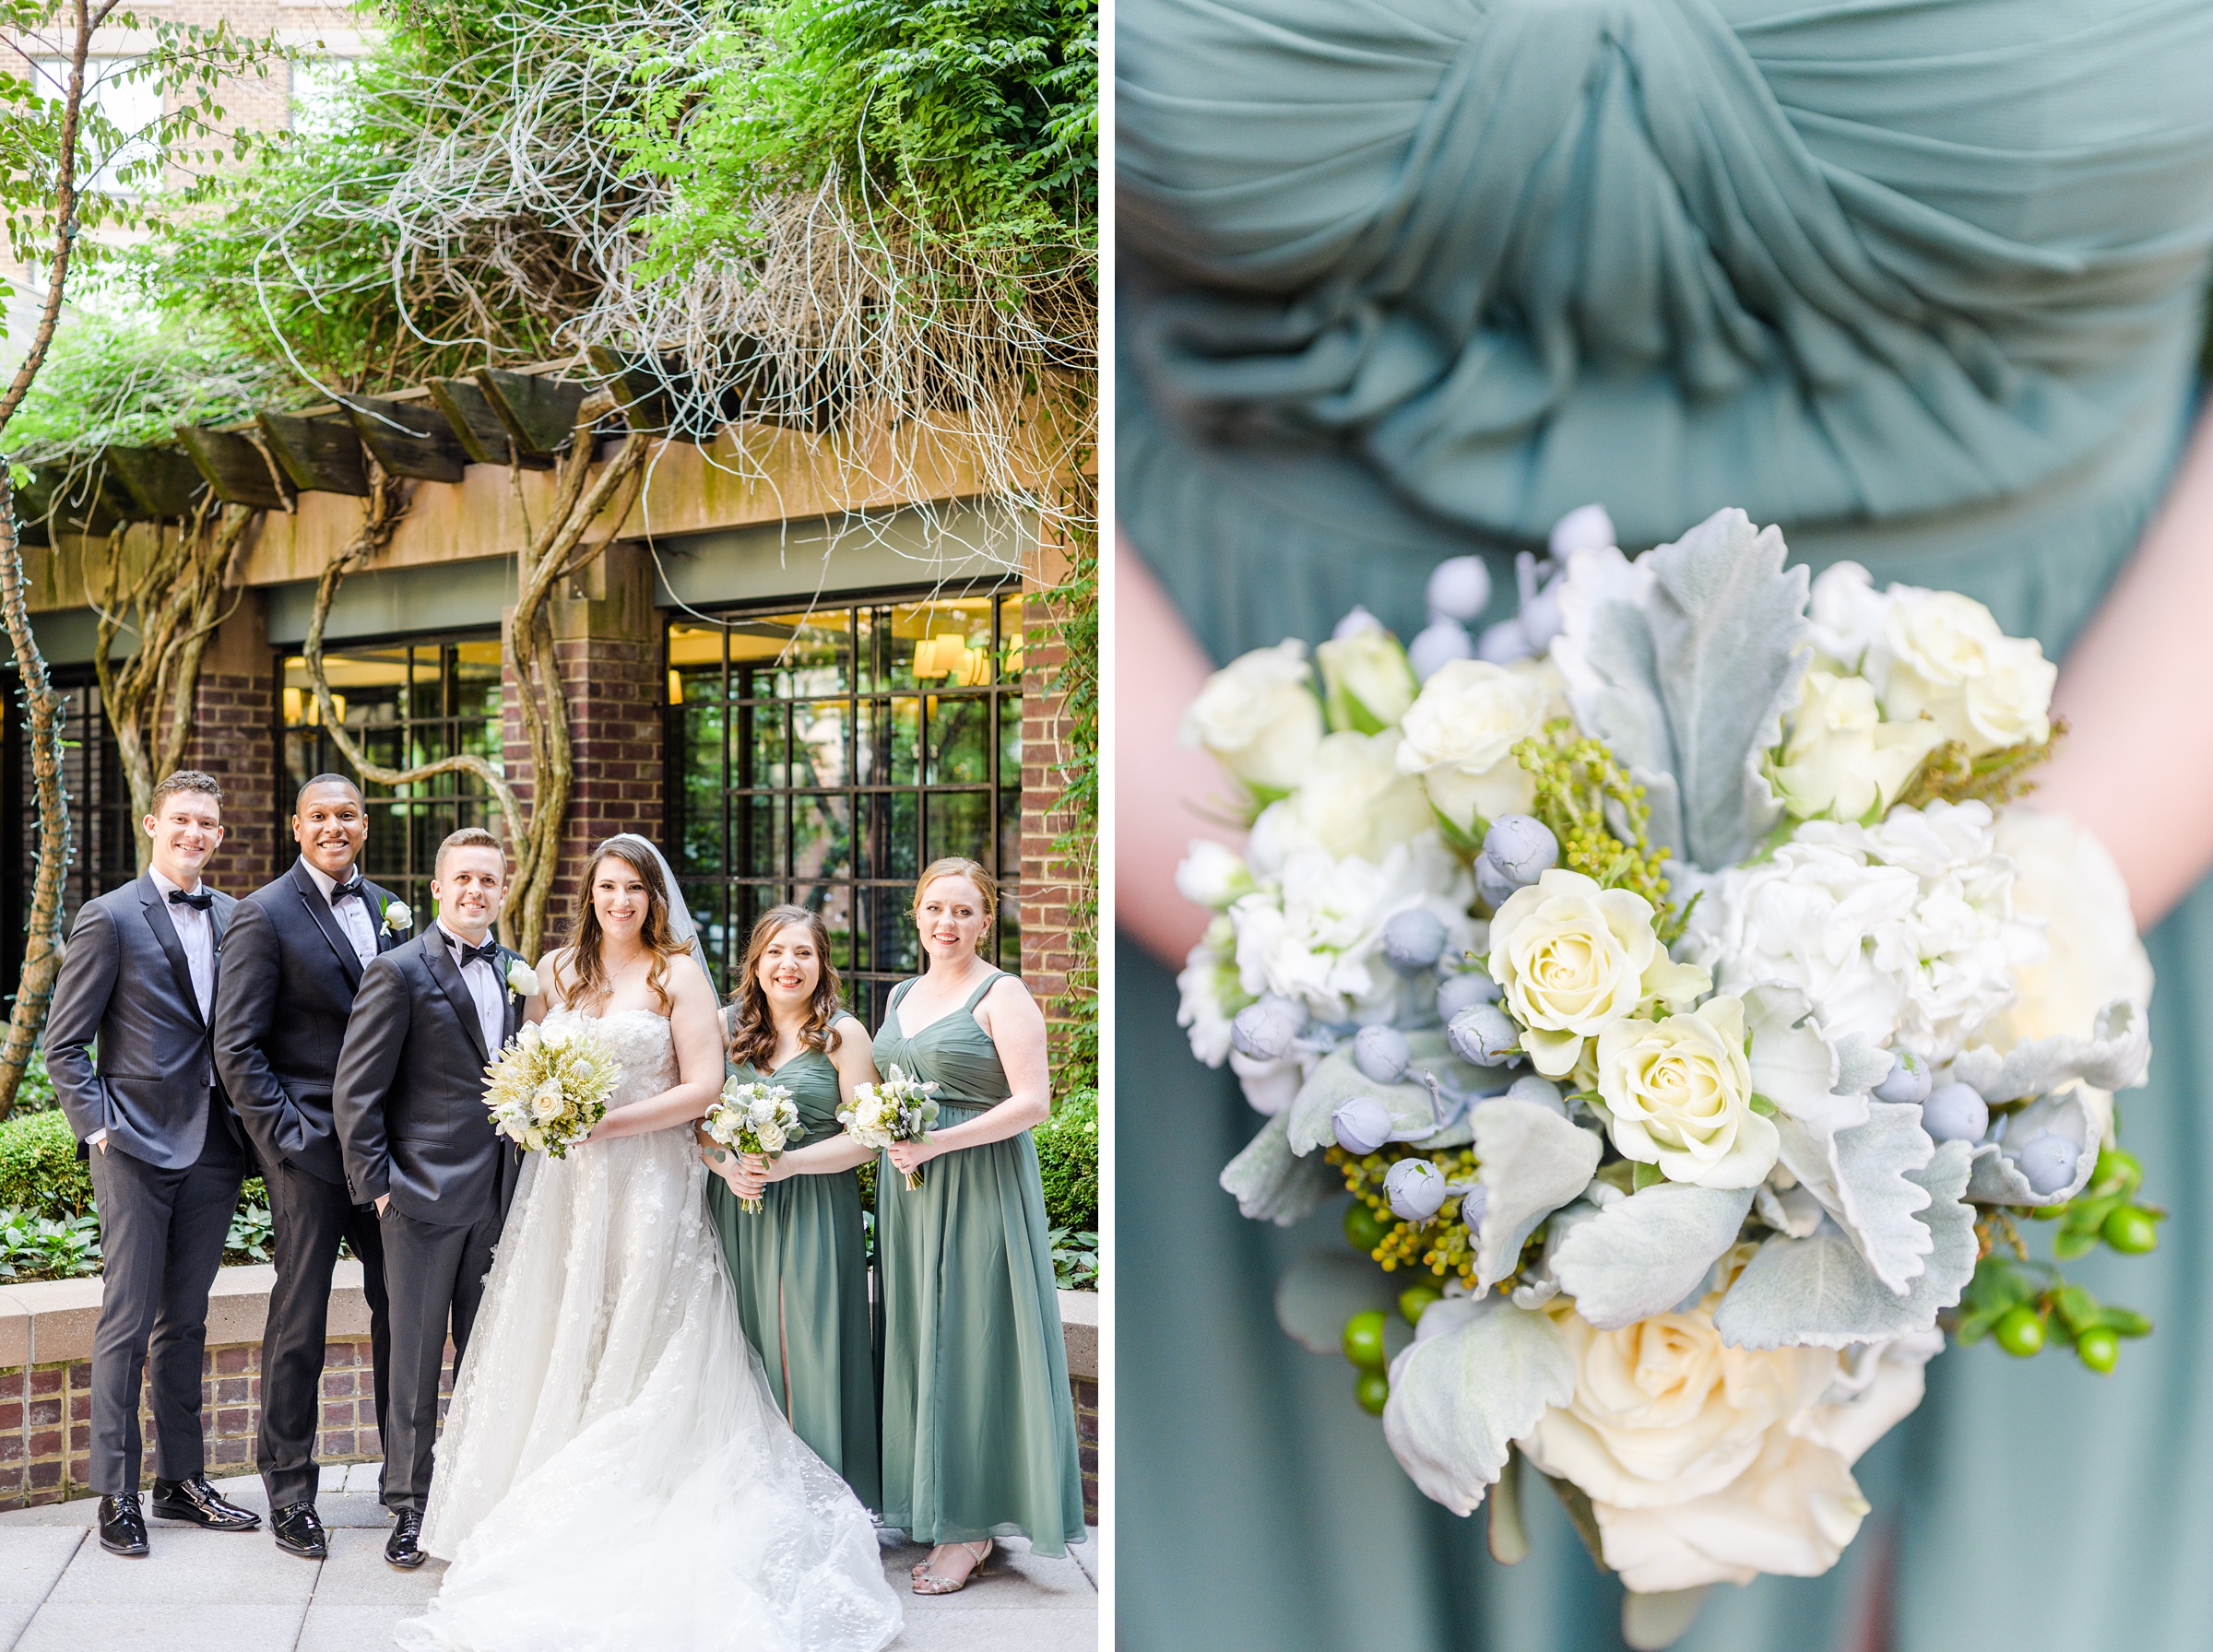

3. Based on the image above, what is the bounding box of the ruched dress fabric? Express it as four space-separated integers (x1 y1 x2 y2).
396 1009 901 1652
1117 3 2213 1649
707 1010 881 1509
871 970 1087 1557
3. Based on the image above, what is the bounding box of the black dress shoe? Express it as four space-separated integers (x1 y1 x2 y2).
270 1501 328 1560
151 1475 261 1531
98 1493 148 1557
385 1509 426 1569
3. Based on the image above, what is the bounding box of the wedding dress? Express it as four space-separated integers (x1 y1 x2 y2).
395 1006 903 1652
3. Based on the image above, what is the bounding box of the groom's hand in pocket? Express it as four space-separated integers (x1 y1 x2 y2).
376 1195 390 1216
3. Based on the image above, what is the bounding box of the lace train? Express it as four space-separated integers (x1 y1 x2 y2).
396 1009 902 1652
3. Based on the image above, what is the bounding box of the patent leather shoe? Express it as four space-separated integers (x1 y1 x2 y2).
151 1475 260 1530
385 1509 426 1568
98 1493 148 1557
270 1501 328 1560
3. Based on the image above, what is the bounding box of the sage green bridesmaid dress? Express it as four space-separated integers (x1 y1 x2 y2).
706 1011 879 1508
1118 1 2213 1647
871 968 1086 1556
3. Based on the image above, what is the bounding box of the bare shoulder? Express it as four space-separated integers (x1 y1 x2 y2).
976 971 1043 1032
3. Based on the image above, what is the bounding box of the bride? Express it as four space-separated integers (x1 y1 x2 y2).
396 835 902 1652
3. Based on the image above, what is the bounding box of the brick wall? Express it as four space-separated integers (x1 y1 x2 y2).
1072 1375 1098 1524
188 595 279 895
1017 570 1094 1070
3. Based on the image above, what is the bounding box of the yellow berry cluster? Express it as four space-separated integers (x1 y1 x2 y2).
1511 720 1684 940
1326 1142 1484 1283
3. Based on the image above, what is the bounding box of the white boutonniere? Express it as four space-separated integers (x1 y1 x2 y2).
381 899 412 934
506 960 540 998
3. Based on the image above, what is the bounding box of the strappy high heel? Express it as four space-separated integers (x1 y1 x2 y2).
912 1539 993 1595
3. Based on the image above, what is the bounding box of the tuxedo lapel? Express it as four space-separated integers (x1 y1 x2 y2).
135 878 206 1028
423 935 492 1066
499 948 525 1045
368 881 407 954
289 859 364 988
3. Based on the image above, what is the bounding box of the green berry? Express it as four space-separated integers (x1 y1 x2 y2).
1344 1201 1391 1256
2103 1206 2160 1255
1994 1304 2046 1358
2077 1326 2121 1374
1355 1369 1390 1415
2094 1148 2143 1190
1399 1284 1444 1327
2030 1200 2070 1221
1343 1309 1389 1371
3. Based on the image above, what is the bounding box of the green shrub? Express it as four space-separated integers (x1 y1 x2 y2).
1035 1086 1097 1235
0 1109 93 1218
6 1049 58 1115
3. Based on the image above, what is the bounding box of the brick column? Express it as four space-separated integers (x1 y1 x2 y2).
1017 519 1093 1061
500 541 663 935
188 590 279 896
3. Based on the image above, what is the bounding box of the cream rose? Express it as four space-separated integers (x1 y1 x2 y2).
1769 669 1947 822
1180 640 1325 796
1175 839 1253 911
1393 659 1558 832
1486 869 1707 1079
1594 997 1779 1189
1316 620 1419 732
1521 1305 1930 1591
1283 731 1431 862
1879 589 2054 757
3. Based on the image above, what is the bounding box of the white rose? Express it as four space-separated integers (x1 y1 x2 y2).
1393 659 1560 832
1175 840 1254 911
1878 588 2054 757
1805 561 1890 673
1769 669 1947 822
382 900 413 932
1522 1304 1930 1591
1177 916 1249 1068
1282 731 1431 862
757 1122 787 1154
1180 640 1325 796
1594 997 1778 1189
1316 621 1419 732
1486 869 1708 1079
506 960 541 997
541 1021 574 1050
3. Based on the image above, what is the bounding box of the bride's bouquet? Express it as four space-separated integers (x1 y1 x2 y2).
483 1019 621 1160
840 1066 941 1189
702 1079 806 1213
1177 505 2158 1645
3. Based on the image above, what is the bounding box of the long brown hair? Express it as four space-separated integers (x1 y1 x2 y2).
728 904 846 1072
552 837 689 1014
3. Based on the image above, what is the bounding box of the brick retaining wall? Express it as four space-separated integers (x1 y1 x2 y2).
0 1264 1099 1516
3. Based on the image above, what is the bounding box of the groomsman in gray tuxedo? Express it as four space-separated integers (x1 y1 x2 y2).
45 772 260 1557
213 773 409 1560
334 826 526 1568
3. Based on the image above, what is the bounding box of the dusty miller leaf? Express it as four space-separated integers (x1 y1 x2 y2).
1381 1294 1575 1516
1948 999 2150 1102
1713 1140 1976 1348
1470 1099 1604 1289
1549 1183 1756 1329
1221 1111 1336 1226
1286 1035 1480 1156
1965 1090 2099 1206
1642 509 1810 870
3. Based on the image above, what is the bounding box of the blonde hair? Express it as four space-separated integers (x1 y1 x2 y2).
913 857 998 954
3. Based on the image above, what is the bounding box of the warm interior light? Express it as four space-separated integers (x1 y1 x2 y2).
668 668 683 705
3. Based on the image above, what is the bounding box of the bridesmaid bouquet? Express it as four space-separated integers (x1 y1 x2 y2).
1176 505 2158 1646
482 1019 621 1159
841 1066 941 1189
703 1079 806 1213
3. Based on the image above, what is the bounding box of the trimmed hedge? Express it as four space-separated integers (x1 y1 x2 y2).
0 1109 92 1218
1035 1087 1099 1234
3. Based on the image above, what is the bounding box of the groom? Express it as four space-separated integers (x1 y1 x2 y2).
44 772 260 1556
333 826 526 1569
213 773 407 1559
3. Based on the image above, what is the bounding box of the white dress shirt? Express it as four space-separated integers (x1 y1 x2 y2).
435 921 506 1055
148 866 217 1022
303 859 379 966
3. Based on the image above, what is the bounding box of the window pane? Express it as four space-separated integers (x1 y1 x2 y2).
928 693 989 784
793 793 850 886
927 791 992 865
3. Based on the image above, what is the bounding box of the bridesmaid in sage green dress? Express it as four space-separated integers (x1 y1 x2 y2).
701 904 881 1507
874 856 1086 1594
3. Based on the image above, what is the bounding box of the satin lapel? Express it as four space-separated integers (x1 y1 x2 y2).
368 881 406 954
422 937 491 1066
290 860 364 988
135 878 206 1028
499 948 524 1047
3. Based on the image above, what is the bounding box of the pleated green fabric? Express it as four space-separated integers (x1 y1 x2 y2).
872 971 1087 1556
1117 0 2213 1646
707 1011 880 1508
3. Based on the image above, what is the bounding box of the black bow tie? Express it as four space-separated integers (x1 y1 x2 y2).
456 938 501 968
329 876 364 904
166 887 215 913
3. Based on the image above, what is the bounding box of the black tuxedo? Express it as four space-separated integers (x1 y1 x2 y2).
45 874 248 1495
211 857 408 1510
332 927 525 1514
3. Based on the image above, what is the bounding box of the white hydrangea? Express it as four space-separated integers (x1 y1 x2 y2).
1176 916 1248 1068
1230 834 1477 1025
1687 800 2043 1063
